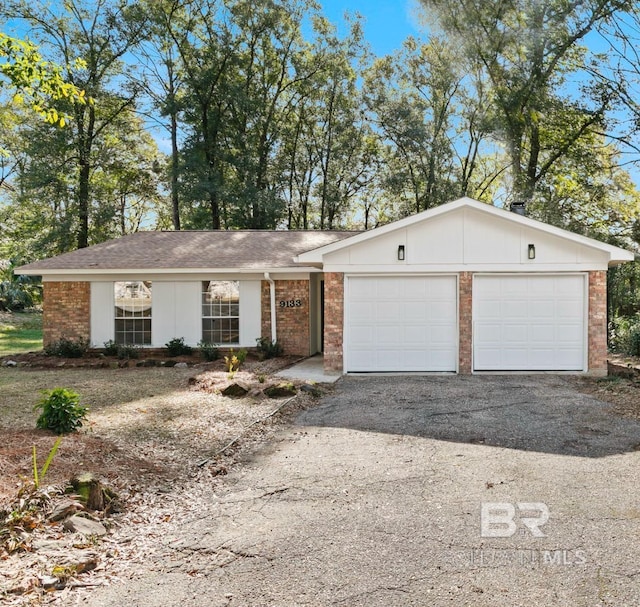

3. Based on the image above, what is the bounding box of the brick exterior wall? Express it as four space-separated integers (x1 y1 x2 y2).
458 272 473 374
261 280 310 356
43 281 90 346
323 272 344 373
588 270 608 375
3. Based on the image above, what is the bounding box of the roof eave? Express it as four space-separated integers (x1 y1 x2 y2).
15 266 323 276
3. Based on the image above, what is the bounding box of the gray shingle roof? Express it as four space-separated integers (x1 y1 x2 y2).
16 230 359 272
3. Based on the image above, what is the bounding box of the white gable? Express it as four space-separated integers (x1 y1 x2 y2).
298 198 633 272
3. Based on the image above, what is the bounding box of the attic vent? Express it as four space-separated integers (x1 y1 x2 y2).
510 201 526 216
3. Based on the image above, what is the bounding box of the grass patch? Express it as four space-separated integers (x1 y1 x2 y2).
0 311 43 356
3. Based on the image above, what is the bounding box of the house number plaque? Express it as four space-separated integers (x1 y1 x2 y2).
279 299 302 308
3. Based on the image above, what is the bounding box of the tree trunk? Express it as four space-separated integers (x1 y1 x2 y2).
170 109 181 230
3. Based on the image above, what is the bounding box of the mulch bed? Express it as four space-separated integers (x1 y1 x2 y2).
0 355 326 604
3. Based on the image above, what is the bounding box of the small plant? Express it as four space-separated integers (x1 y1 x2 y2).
117 344 140 359
224 349 240 374
34 388 88 434
258 374 266 384
237 348 248 364
44 337 88 358
165 337 193 357
256 337 283 359
103 339 119 356
32 437 62 489
198 340 219 361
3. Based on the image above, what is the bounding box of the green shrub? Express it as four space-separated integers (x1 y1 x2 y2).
198 340 219 361
0 260 42 311
117 344 140 360
44 337 88 358
34 388 88 434
609 315 640 356
236 348 248 364
255 337 283 359
165 337 193 356
103 339 119 356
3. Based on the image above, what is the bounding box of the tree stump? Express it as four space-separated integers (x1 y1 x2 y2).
70 472 119 512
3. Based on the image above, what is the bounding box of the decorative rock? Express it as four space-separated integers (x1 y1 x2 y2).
39 575 62 590
300 383 322 397
48 498 85 522
164 359 177 367
221 382 250 397
1 359 18 367
174 362 188 368
264 383 297 398
63 515 107 536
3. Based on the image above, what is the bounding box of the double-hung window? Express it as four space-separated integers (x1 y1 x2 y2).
202 281 240 345
114 281 152 345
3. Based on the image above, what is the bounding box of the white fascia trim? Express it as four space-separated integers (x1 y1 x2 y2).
19 266 322 277
324 263 611 273
295 196 635 264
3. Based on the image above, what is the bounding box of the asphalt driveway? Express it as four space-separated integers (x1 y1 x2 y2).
88 375 640 606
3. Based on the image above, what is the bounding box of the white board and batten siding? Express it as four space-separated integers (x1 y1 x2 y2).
323 206 611 271
90 281 115 347
345 275 458 372
473 274 586 371
90 280 262 348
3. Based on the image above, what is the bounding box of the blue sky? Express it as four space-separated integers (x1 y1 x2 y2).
319 0 424 56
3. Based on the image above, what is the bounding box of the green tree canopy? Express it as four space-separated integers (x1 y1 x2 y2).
0 32 87 126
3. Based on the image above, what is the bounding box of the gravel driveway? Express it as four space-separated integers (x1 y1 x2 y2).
88 375 640 606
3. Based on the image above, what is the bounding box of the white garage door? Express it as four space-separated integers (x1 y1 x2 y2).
473 275 586 371
345 276 457 372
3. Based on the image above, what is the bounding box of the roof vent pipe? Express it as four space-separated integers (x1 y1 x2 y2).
264 272 277 343
510 201 526 216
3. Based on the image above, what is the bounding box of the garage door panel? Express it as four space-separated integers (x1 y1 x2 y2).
557 324 583 341
350 302 375 319
403 325 429 344
346 276 457 372
350 326 375 346
377 326 403 347
404 301 429 321
431 324 457 344
474 275 585 371
556 349 584 366
556 276 584 294
529 325 554 342
557 300 582 317
428 301 456 321
528 348 555 365
350 279 377 299
503 325 529 342
502 299 529 317
528 300 555 319
475 300 500 319
403 280 428 298
377 301 402 321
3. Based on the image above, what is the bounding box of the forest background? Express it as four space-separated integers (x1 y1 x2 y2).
3 0 640 351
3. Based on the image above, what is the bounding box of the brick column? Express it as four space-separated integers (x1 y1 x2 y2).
588 270 607 375
458 272 473 374
43 281 90 346
261 280 311 356
323 272 344 373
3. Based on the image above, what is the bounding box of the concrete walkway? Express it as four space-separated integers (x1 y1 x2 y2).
275 354 341 384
